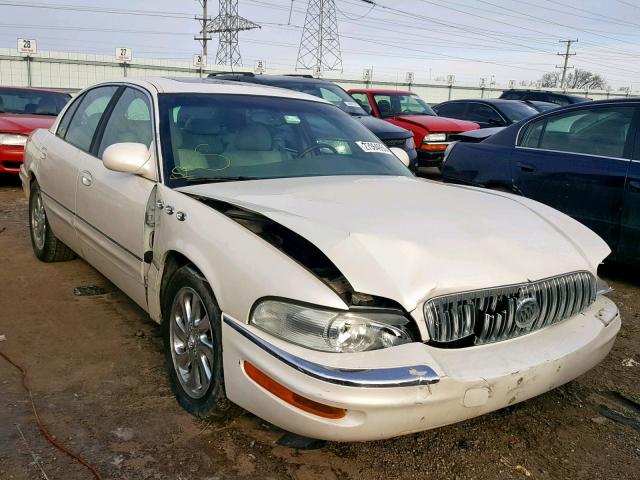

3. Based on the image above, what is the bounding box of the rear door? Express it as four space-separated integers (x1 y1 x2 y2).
75 86 157 309
513 104 637 251
618 116 640 262
38 86 118 253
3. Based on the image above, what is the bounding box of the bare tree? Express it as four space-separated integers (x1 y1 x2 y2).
540 72 561 88
537 69 608 90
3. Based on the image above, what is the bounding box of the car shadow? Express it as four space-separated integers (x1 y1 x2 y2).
599 262 640 288
0 174 21 188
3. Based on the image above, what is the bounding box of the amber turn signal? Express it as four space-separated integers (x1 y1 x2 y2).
243 361 346 419
421 143 448 151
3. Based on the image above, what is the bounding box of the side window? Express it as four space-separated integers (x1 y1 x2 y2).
501 91 522 100
373 94 393 117
318 87 343 107
350 92 369 108
547 94 570 106
526 92 550 103
65 86 118 152
56 94 84 140
98 88 153 158
467 104 503 124
435 103 466 119
520 107 635 158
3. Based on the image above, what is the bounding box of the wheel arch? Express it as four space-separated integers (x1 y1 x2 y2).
158 250 208 321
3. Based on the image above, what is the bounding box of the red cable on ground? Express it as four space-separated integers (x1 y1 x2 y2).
0 349 103 480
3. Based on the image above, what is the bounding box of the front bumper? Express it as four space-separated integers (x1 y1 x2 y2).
222 295 619 441
416 143 452 167
0 145 25 174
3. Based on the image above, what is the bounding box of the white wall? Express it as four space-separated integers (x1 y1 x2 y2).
0 48 634 101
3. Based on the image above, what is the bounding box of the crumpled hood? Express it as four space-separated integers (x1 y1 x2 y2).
396 115 479 133
179 176 609 311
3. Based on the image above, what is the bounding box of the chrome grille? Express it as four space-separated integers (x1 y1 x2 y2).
423 272 596 346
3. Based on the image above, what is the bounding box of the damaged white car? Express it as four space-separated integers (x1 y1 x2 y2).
20 78 620 441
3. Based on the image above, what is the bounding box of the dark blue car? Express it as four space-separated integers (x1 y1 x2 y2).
442 98 640 264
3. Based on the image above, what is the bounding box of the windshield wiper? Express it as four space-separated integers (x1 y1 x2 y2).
182 176 259 184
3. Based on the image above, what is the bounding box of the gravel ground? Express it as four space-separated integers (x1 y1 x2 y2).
0 175 638 480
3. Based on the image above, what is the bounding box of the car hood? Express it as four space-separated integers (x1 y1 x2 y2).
353 115 412 140
0 113 57 134
178 176 609 311
394 115 479 133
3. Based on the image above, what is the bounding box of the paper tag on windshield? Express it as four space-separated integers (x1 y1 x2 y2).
345 101 360 108
356 141 392 154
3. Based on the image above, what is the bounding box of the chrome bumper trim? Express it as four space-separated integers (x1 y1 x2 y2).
223 314 440 388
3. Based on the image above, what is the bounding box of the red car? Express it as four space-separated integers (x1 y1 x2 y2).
0 87 71 174
349 89 479 168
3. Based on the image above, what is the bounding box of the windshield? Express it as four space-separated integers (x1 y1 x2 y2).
0 89 70 115
372 93 436 118
159 94 410 187
275 81 367 116
498 102 539 122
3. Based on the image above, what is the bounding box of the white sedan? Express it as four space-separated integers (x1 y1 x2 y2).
20 78 620 442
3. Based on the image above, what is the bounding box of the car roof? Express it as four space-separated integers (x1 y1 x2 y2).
0 86 71 95
439 99 530 106
349 89 414 95
97 77 329 104
208 73 334 85
503 89 588 99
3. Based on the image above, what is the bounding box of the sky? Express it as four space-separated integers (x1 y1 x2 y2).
1 0 639 89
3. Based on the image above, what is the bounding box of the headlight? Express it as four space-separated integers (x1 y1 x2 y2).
423 133 446 143
0 133 28 146
250 300 415 353
405 136 415 149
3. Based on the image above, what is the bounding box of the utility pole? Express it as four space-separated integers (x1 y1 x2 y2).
209 0 260 67
556 39 577 89
195 0 212 58
296 0 343 73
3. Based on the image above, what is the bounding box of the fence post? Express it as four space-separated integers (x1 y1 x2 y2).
26 55 32 87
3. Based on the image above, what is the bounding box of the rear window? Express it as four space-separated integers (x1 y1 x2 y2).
0 89 70 115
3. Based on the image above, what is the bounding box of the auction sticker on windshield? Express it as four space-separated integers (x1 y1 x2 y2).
356 141 392 154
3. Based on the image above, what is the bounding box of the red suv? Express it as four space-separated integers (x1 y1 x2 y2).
349 89 478 167
0 87 70 174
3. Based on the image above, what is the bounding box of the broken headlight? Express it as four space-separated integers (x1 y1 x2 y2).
250 300 414 353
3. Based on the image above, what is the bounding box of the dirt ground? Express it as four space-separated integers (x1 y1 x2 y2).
0 174 638 480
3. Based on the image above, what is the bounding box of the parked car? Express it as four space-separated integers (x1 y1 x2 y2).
500 89 591 106
207 73 418 168
21 78 619 442
524 100 559 112
442 98 639 264
448 126 505 143
0 87 71 174
434 99 540 128
348 89 479 167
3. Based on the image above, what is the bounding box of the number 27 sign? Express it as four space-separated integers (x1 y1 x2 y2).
115 47 132 62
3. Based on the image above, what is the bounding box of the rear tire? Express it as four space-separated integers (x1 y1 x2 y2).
162 265 240 419
29 181 76 262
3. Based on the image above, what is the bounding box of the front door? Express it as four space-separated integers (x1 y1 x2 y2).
74 86 157 309
513 105 637 251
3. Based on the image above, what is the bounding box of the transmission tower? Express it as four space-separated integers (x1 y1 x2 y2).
296 0 343 74
208 0 260 67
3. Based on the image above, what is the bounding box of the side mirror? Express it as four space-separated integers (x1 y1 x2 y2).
389 147 411 168
103 142 155 179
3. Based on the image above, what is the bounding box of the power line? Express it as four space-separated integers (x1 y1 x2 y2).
209 0 260 67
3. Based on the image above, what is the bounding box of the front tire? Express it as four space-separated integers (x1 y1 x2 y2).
29 180 76 262
162 265 239 419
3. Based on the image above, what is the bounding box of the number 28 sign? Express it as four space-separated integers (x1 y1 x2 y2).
115 47 132 62
17 38 37 54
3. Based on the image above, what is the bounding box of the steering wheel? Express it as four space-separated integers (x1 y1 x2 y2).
296 143 339 158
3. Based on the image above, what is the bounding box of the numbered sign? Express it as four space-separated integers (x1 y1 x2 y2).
363 68 372 81
313 65 322 78
406 72 415 84
254 60 265 74
446 74 455 85
115 47 132 62
17 38 37 54
508 80 516 89
193 54 207 68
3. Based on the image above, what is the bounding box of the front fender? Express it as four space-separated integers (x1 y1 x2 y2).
150 185 347 324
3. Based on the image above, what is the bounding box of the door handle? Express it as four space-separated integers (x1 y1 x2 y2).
517 162 536 173
628 180 640 192
80 171 93 187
